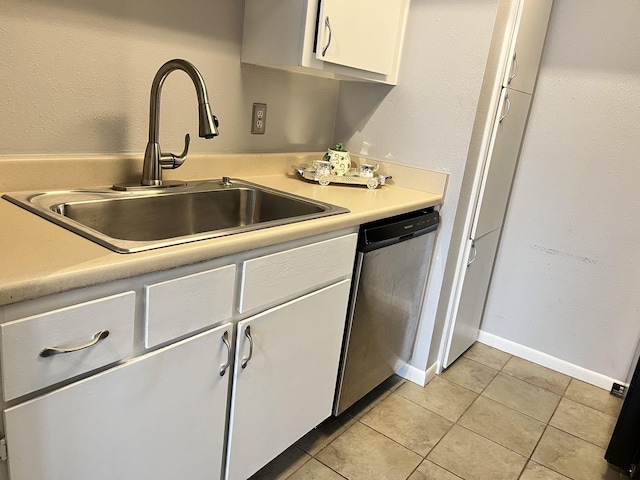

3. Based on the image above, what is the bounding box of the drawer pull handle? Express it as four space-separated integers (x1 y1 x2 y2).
39 330 110 358
219 330 231 376
241 326 253 369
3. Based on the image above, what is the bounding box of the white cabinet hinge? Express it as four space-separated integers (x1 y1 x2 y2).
0 437 6 462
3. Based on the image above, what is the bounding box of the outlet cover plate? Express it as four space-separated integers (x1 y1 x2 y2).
251 103 267 134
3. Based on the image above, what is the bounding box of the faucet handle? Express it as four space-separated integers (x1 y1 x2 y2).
160 133 190 169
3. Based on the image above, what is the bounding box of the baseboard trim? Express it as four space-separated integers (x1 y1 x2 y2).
396 362 439 387
477 331 623 390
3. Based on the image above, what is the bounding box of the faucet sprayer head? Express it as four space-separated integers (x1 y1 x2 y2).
199 102 219 139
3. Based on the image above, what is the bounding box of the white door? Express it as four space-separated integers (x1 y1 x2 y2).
316 0 405 75
226 280 351 480
443 229 502 368
4 324 233 480
471 88 532 239
503 0 554 94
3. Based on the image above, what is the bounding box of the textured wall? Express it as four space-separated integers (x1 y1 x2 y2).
334 0 500 373
482 0 640 381
0 0 338 156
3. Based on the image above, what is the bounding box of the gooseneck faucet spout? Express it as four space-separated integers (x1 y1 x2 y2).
141 59 219 186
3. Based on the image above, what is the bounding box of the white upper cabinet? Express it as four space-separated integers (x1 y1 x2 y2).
316 0 404 75
503 0 554 94
242 0 410 85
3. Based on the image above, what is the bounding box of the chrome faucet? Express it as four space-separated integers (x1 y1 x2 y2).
140 59 219 186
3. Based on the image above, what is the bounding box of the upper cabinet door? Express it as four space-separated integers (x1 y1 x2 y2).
503 0 554 94
316 0 406 75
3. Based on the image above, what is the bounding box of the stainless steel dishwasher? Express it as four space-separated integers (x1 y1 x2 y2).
334 208 440 415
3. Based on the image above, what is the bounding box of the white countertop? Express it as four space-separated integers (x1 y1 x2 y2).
0 153 446 306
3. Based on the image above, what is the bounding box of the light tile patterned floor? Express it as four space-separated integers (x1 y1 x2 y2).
249 343 627 480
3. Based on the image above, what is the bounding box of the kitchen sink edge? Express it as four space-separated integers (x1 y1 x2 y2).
2 178 350 254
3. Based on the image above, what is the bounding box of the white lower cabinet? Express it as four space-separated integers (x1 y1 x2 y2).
0 231 357 480
4 323 232 480
445 229 502 366
226 280 352 480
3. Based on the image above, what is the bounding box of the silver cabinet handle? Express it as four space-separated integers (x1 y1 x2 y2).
467 241 478 267
219 330 231 377
499 94 511 123
241 326 253 369
508 52 519 84
39 330 109 357
321 17 332 57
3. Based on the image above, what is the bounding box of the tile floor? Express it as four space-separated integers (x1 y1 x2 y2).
249 343 628 480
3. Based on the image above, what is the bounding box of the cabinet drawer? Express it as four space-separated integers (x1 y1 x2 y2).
144 265 236 348
0 291 135 401
239 233 357 313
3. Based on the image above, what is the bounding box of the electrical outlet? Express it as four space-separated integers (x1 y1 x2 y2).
251 103 267 134
611 382 627 398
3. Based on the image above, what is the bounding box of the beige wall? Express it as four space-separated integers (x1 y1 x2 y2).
0 0 339 156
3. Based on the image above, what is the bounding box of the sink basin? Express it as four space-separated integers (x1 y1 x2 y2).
3 179 349 253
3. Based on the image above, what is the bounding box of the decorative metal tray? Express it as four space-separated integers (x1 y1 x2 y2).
296 165 391 190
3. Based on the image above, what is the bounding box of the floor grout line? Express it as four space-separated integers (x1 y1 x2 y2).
255 345 624 480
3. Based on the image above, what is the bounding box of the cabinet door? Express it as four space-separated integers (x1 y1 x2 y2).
503 0 553 94
4 324 233 480
316 0 405 75
443 229 502 368
226 280 351 480
471 88 532 239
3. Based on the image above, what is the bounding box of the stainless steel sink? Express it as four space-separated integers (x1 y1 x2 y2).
3 179 349 253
